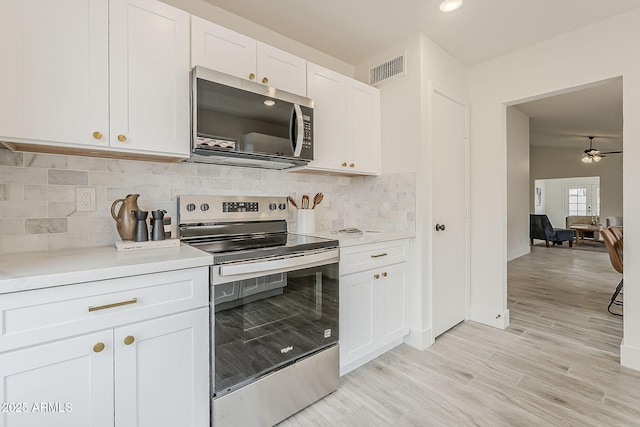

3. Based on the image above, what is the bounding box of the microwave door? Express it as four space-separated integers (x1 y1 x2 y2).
291 104 304 158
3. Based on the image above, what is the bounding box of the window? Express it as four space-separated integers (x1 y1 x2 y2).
567 186 600 216
568 187 587 215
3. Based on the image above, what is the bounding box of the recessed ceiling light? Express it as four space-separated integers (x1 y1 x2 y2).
263 99 276 106
439 0 463 12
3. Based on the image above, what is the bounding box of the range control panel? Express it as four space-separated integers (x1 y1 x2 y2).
178 195 288 224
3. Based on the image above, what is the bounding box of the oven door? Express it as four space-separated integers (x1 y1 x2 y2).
211 248 339 397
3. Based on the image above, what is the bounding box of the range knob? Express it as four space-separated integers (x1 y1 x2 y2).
200 203 209 212
186 203 196 212
269 203 277 210
279 203 287 210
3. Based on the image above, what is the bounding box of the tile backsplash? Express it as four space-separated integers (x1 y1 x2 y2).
0 149 415 254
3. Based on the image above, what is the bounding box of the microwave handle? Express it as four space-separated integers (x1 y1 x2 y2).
292 104 304 157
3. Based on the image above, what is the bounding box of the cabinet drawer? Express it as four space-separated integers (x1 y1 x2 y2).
0 267 209 352
340 239 410 276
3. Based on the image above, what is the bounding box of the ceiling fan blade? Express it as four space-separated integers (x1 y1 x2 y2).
600 150 623 154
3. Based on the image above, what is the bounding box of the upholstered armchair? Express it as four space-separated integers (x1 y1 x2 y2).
530 214 575 247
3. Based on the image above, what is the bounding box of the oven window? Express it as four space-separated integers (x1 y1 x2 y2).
213 262 339 397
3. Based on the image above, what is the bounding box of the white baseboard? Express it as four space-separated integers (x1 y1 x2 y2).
468 304 509 329
508 245 530 261
620 341 640 371
404 327 433 350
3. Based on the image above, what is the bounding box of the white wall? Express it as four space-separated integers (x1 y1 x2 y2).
506 106 530 261
469 10 640 369
355 34 468 349
535 176 600 228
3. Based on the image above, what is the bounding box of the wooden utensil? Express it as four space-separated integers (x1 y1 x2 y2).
287 196 299 209
301 195 310 209
312 192 324 209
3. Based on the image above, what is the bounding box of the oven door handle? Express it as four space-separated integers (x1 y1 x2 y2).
218 249 338 277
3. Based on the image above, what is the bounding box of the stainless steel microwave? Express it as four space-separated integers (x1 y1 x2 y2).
188 66 314 170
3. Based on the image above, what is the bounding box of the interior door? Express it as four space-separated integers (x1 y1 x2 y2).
432 89 468 338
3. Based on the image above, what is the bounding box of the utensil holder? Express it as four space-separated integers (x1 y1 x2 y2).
296 209 316 233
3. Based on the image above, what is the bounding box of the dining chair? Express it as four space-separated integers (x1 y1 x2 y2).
600 227 623 316
610 226 623 249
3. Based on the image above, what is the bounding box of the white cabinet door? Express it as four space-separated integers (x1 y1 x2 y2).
110 0 190 157
257 42 307 96
191 18 307 96
378 262 409 346
306 63 346 170
0 0 109 148
339 270 376 366
0 331 113 427
191 16 256 81
346 79 380 175
115 308 209 427
306 62 380 175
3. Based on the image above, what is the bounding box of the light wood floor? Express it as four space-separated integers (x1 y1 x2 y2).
280 245 637 426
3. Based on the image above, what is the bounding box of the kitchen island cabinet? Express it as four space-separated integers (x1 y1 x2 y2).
191 16 307 97
0 0 191 160
0 247 211 427
306 63 380 175
339 238 410 375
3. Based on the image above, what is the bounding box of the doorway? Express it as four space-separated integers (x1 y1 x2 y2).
506 77 623 351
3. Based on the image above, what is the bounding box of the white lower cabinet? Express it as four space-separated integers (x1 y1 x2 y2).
0 331 114 427
339 239 410 375
0 267 209 427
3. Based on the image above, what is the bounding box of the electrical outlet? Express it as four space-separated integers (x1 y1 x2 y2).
76 187 96 212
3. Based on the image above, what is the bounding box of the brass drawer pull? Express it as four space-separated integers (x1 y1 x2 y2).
124 336 135 345
382 272 388 277
370 253 388 258
374 274 380 279
93 342 105 353
88 298 138 312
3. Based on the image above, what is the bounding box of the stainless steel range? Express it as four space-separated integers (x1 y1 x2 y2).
177 195 340 427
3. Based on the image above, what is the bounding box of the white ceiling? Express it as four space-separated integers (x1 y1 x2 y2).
202 0 633 153
201 0 640 66
515 79 623 152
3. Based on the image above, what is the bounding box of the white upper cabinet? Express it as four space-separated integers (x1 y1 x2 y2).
256 42 307 96
110 0 191 157
307 63 380 175
0 0 109 148
191 16 256 81
0 0 191 159
191 16 307 96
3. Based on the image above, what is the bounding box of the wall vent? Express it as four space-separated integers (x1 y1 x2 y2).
369 53 406 86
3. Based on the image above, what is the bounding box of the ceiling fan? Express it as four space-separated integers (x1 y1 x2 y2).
581 136 622 163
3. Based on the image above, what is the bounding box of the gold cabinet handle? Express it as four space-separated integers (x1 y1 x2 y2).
341 162 347 167
374 274 380 279
93 342 105 353
124 336 135 346
262 77 269 84
370 253 388 259
117 134 127 142
92 131 103 140
88 298 138 312
382 272 388 277
349 163 355 168
249 73 256 80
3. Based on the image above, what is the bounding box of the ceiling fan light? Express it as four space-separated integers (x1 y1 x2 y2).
581 155 592 164
593 155 602 162
439 0 463 12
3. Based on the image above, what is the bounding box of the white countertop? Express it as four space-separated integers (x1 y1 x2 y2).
0 244 213 295
303 230 414 247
